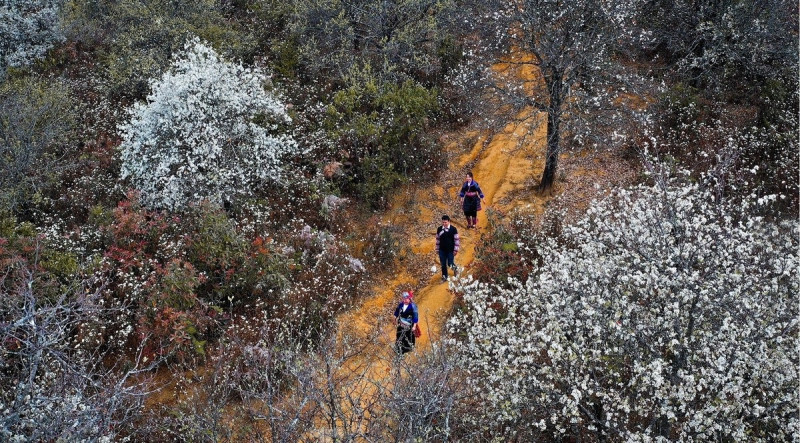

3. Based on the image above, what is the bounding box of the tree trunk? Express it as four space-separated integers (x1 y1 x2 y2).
539 73 562 192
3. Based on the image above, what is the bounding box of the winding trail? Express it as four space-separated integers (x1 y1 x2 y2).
290 106 551 440
141 45 641 439
324 106 551 434
342 109 547 351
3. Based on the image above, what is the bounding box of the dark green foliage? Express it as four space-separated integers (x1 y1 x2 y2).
637 0 798 99
289 0 462 88
40 249 80 283
273 37 301 80
358 153 406 210
181 204 293 309
230 0 295 69
325 67 442 208
0 213 36 239
436 34 463 81
183 206 248 304
0 75 76 214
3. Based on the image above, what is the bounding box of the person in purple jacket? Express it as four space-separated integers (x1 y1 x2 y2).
459 171 485 229
394 291 419 354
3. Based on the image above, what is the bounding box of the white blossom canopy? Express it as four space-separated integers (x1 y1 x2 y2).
450 180 799 440
119 37 300 211
0 0 64 71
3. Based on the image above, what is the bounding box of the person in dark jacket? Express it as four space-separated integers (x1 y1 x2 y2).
394 291 419 354
435 215 460 282
459 171 485 229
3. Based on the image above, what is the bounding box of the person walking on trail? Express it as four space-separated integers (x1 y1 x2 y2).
435 215 460 282
459 171 485 229
394 291 419 355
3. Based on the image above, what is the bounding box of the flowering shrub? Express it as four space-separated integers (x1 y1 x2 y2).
119 37 301 211
276 222 367 341
0 239 153 442
0 0 64 73
95 193 367 365
449 177 799 440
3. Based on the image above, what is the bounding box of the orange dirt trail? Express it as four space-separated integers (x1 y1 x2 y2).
339 105 548 365
297 104 553 440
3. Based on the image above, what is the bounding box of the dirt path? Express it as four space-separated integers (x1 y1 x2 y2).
280 105 551 440
339 104 548 363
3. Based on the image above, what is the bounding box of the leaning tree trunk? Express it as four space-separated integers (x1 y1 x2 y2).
539 73 562 192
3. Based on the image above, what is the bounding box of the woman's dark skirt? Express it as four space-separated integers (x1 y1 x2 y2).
463 196 480 217
395 326 415 354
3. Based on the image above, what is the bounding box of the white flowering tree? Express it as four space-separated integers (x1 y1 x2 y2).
0 0 64 74
119 37 300 211
457 0 638 191
449 178 798 440
0 246 156 441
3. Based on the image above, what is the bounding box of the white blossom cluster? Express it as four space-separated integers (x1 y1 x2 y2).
119 37 301 211
0 381 113 441
449 179 798 440
0 273 148 441
0 0 64 72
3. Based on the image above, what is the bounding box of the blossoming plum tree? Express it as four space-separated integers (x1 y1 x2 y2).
119 37 301 211
0 242 156 441
0 0 64 74
459 0 637 191
449 176 798 440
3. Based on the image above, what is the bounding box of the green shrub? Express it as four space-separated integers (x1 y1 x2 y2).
87 204 114 228
274 38 300 80
0 213 37 240
437 35 463 80
0 75 76 214
183 205 247 305
358 153 405 210
324 66 443 208
158 259 201 311
40 249 79 283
